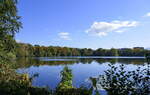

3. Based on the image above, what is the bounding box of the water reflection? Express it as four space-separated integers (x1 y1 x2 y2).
14 57 147 93
14 57 146 69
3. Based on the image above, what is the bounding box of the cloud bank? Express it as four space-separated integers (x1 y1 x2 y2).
86 20 138 36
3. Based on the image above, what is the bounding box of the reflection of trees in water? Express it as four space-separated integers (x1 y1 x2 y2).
95 58 146 65
13 58 77 69
12 57 149 95
13 58 146 69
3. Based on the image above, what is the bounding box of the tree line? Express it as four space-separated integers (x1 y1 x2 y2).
16 43 150 57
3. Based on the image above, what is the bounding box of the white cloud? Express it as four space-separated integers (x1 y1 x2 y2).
144 12 150 17
86 20 138 36
58 32 71 40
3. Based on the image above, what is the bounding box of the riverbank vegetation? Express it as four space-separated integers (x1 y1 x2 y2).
89 61 150 95
0 0 51 94
16 43 150 57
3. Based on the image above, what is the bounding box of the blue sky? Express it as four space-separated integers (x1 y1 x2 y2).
16 0 150 49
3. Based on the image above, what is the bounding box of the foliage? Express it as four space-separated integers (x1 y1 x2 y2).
57 66 74 90
0 64 30 95
0 0 22 36
0 63 52 95
0 35 17 62
93 63 150 95
0 0 51 95
0 0 22 62
55 66 92 95
16 43 149 57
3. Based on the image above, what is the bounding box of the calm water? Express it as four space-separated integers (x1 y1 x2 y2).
15 57 147 91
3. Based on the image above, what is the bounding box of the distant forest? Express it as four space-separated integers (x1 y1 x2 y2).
16 43 150 57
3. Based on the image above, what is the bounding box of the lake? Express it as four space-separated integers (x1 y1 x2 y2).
15 56 148 94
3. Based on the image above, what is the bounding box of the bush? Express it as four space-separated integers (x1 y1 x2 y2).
93 63 150 95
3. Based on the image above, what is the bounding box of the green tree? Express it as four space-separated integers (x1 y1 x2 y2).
0 0 22 36
0 0 22 61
